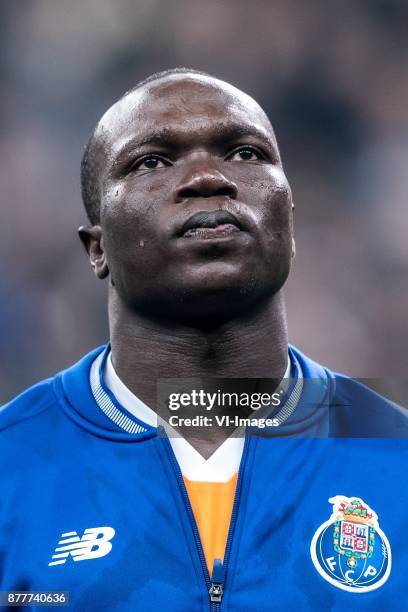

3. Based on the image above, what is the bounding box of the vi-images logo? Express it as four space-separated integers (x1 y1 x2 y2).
48 527 115 566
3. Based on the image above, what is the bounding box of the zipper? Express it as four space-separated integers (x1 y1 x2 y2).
162 432 251 611
209 558 223 609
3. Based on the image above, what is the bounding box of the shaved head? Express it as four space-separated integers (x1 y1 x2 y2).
80 68 278 225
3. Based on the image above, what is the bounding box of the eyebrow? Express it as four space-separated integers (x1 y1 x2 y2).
113 122 277 163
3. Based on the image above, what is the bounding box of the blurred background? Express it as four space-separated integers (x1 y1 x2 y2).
1 0 407 403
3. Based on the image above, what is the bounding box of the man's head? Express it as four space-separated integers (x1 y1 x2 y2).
79 68 295 323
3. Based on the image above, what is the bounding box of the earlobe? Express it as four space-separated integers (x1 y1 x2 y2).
78 225 109 279
92 258 109 279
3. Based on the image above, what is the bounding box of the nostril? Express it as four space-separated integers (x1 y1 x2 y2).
178 187 200 199
217 186 234 197
178 185 236 200
175 172 238 201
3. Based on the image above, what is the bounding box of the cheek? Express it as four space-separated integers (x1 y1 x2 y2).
242 167 293 233
254 172 293 263
99 206 154 283
262 166 292 211
101 182 160 245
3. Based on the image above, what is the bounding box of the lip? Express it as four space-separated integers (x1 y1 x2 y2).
179 210 242 238
182 223 241 240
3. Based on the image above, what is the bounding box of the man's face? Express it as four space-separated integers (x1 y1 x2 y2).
93 75 294 320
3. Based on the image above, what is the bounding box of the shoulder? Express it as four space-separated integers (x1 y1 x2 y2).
290 345 408 437
0 378 56 433
0 345 106 434
329 372 408 437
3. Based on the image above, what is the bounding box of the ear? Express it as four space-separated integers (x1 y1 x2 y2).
78 225 109 279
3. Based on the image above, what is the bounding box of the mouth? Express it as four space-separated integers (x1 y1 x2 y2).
180 210 242 240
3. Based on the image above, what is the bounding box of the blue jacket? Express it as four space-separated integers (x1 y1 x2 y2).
0 345 407 611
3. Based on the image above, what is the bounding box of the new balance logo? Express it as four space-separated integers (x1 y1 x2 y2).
48 527 115 566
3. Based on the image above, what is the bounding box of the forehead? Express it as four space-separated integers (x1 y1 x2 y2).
96 75 276 155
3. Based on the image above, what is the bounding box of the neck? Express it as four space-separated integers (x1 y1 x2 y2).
109 290 289 407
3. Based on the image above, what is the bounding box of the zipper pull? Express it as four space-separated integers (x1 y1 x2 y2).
209 558 224 603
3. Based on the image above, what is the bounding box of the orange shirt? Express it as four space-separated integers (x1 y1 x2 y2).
184 473 238 575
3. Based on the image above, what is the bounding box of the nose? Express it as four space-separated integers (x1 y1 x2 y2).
174 161 238 202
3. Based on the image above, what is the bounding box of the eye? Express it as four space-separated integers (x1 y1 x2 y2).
227 146 263 162
130 155 167 172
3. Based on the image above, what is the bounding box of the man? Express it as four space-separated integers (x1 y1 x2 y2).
0 68 407 610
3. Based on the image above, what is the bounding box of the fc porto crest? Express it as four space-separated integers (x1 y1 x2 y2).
310 496 391 593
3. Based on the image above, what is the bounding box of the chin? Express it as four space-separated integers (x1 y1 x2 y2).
161 277 276 326
119 259 289 325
